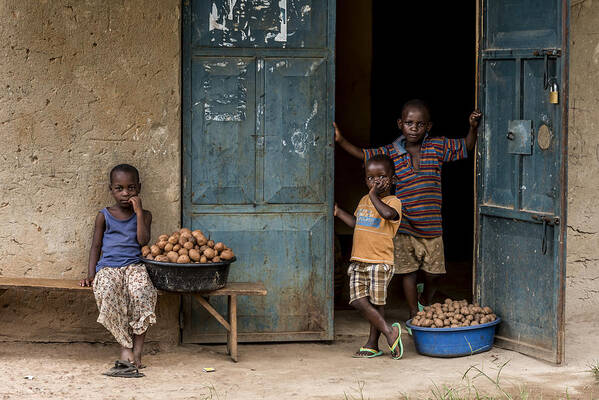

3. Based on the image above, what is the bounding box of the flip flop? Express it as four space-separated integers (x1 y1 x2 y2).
102 360 145 378
406 284 426 336
388 322 404 360
352 347 383 358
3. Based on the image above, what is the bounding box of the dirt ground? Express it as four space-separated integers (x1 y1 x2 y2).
0 312 597 400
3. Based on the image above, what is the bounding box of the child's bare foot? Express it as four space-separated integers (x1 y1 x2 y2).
120 347 135 363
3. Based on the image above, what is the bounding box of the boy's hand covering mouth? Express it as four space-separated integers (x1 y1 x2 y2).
370 179 389 194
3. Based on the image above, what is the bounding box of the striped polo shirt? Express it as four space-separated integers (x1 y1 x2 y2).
364 135 467 238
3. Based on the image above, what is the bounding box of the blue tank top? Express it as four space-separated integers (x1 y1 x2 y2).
96 208 141 272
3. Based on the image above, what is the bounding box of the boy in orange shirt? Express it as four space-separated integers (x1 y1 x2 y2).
335 154 403 359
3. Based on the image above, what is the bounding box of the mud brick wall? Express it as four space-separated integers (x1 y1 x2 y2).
0 0 181 342
567 1 599 322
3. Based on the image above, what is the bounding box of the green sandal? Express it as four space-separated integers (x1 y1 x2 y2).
417 283 425 312
352 347 383 358
388 322 404 360
407 284 426 336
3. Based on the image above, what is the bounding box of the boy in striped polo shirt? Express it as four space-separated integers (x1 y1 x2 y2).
334 100 481 322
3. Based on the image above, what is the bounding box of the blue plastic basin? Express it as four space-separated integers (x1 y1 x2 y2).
406 318 501 358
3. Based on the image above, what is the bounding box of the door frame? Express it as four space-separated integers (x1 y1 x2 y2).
472 0 569 364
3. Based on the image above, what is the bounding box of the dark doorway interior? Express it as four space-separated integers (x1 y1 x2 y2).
335 1 476 314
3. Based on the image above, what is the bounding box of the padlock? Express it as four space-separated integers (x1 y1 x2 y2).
549 81 559 104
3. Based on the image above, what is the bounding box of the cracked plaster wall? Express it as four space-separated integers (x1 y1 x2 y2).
567 0 599 322
0 0 181 342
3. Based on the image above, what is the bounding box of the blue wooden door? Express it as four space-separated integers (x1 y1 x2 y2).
181 0 335 342
476 0 569 363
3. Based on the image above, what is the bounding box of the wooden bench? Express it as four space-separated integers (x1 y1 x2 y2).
0 277 267 362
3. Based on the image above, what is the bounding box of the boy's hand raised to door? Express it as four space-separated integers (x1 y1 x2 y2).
469 110 482 128
333 122 342 143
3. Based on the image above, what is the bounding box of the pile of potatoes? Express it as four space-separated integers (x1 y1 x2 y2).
410 298 497 328
141 228 235 264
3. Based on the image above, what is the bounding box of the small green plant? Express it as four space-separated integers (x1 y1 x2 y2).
588 360 599 383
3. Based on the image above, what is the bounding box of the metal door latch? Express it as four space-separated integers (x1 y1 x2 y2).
531 215 560 225
507 120 533 154
531 215 560 255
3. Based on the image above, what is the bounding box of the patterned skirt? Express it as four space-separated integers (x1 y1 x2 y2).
93 263 157 348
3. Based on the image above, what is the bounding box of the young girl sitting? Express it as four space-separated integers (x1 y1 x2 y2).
80 164 157 377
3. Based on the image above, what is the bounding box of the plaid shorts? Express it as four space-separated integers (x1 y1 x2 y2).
348 262 394 305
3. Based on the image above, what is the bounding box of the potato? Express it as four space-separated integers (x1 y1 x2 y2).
177 255 190 264
203 248 216 259
171 231 180 239
213 256 221 263
200 255 207 263
444 298 453 304
180 228 192 235
167 251 179 263
181 232 192 240
443 319 450 326
173 244 181 252
146 254 154 260
434 318 443 327
163 243 172 253
178 236 189 246
183 241 194 250
168 236 178 245
194 244 200 250
150 245 161 257
451 324 459 328
192 229 204 238
466 314 474 321
157 240 168 250
141 246 151 257
411 319 420 327
489 314 497 321
214 242 225 252
482 306 493 315
425 311 433 319
178 248 189 256
460 307 470 315
158 234 169 242
207 240 215 248
189 249 200 262
155 255 169 262
470 321 479 326
195 235 208 246
416 311 425 317
220 249 235 260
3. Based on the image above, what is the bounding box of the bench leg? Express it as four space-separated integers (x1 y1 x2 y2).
228 294 238 362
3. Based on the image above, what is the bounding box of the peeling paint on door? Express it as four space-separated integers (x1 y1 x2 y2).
194 0 325 49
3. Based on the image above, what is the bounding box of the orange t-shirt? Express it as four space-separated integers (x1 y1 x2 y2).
350 195 402 265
